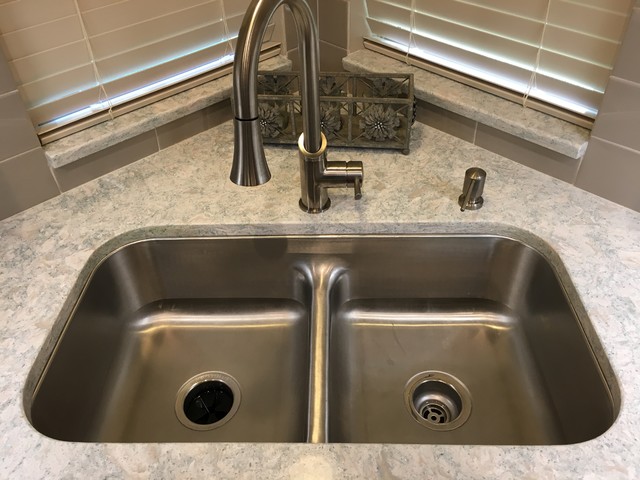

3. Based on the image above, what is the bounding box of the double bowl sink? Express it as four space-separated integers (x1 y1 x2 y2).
25 234 618 444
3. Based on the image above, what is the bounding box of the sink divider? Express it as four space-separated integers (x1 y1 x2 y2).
298 261 345 443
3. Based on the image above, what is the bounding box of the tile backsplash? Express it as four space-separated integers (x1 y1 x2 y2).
284 0 350 72
576 4 640 211
0 49 59 220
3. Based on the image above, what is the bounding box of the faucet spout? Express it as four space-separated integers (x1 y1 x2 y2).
231 0 363 212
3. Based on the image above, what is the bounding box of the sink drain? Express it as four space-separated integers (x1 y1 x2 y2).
420 398 456 425
175 372 241 431
405 371 472 431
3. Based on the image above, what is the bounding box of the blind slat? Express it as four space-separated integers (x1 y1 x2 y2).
413 11 540 65
88 4 225 59
415 0 547 45
447 0 548 19
11 41 91 85
77 0 125 11
543 25 620 68
0 15 83 59
81 0 214 36
0 0 76 33
366 0 634 117
548 1 631 38
19 64 97 108
96 24 230 83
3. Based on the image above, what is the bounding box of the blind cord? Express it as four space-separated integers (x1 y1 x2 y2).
405 0 416 65
73 0 113 120
524 0 551 109
220 1 236 58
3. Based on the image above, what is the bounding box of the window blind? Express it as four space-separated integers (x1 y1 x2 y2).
365 0 633 119
0 0 276 137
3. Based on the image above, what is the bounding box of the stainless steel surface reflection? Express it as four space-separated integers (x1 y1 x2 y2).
27 235 618 444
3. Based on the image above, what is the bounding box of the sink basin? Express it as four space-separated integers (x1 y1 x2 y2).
26 234 618 444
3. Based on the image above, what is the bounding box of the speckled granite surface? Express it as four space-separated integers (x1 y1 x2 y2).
43 55 291 168
344 49 590 159
2 121 640 479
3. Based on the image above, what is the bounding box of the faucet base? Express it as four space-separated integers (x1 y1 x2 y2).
299 198 331 214
297 133 364 214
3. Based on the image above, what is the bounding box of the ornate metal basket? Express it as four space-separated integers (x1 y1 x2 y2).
257 71 415 154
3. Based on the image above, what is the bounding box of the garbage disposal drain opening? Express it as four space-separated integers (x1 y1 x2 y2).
183 380 233 425
405 371 472 431
175 371 241 431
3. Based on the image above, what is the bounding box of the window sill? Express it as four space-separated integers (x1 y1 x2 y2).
343 49 590 160
43 49 590 181
44 55 292 169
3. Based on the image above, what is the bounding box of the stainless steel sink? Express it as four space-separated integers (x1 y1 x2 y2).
26 235 619 444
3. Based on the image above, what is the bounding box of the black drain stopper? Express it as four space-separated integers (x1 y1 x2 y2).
183 380 234 425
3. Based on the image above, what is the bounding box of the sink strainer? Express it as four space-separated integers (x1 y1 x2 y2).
405 371 472 431
175 372 241 431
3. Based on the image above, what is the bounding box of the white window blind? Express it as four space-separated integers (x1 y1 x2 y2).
0 0 276 138
365 0 634 119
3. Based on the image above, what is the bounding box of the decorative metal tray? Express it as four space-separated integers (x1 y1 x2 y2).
257 71 415 154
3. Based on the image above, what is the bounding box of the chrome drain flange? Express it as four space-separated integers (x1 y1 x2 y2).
175 371 241 431
405 371 472 431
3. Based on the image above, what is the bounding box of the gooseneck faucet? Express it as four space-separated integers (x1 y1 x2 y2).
231 0 364 213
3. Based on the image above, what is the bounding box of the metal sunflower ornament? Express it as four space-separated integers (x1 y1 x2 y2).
370 77 407 97
258 74 293 95
359 104 400 141
258 102 287 138
319 76 344 96
320 104 343 137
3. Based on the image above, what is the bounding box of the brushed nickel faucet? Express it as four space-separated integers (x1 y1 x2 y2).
230 0 364 213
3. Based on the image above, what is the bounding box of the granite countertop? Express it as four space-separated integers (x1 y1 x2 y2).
1 120 640 479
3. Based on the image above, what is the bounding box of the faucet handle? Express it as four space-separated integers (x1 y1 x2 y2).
346 160 364 200
354 177 362 200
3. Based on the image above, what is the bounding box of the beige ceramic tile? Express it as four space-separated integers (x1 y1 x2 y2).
319 41 347 72
475 124 581 183
612 7 640 83
319 0 348 48
0 48 16 95
0 148 59 220
287 48 300 71
0 0 76 33
0 91 41 161
592 76 640 152
283 9 297 52
576 136 640 212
